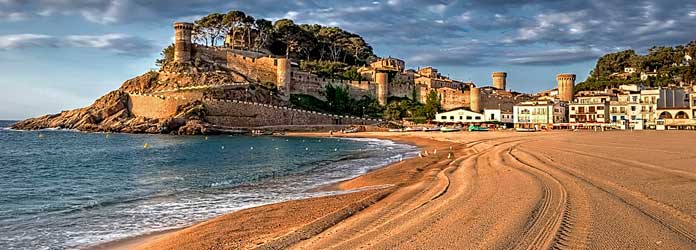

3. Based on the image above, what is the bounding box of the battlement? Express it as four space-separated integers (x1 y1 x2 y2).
492 72 507 77
173 22 194 30
556 73 577 81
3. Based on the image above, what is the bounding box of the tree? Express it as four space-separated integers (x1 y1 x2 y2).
318 27 346 61
423 90 441 119
274 19 302 58
223 10 247 49
384 102 403 120
155 44 174 67
254 19 272 50
194 13 225 46
192 25 208 45
323 84 352 114
189 9 377 64
242 15 255 49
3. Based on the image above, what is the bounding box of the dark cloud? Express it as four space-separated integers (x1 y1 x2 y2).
0 34 58 49
0 33 155 56
1 0 695 65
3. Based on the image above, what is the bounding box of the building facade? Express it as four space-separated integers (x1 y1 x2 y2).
569 94 612 124
434 109 484 124
513 100 568 129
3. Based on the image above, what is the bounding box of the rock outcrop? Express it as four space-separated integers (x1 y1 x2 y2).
12 61 283 134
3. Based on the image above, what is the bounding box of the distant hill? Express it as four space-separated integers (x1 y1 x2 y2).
575 41 696 92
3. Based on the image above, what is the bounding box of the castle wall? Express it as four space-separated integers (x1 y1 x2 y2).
479 93 516 112
289 71 376 101
203 99 379 127
557 74 576 102
389 83 415 99
192 46 280 85
174 22 193 63
470 87 481 113
128 94 189 119
376 73 388 105
438 88 470 110
492 72 507 90
128 93 380 127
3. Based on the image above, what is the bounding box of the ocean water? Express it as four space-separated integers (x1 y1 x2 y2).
0 120 417 250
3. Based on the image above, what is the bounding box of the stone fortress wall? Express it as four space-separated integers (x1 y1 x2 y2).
192 45 283 87
438 87 471 110
127 92 380 127
128 94 189 119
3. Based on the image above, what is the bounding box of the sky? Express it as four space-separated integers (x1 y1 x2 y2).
1 0 695 120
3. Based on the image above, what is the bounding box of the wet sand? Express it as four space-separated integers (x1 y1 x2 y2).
100 130 696 249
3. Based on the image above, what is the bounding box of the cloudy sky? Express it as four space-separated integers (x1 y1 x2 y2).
1 0 695 119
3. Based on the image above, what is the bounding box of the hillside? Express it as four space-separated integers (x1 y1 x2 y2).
575 41 696 92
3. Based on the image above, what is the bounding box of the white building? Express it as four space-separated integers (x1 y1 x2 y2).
624 67 636 73
483 109 501 122
640 71 659 81
513 100 568 129
569 94 612 124
434 109 484 123
501 111 514 124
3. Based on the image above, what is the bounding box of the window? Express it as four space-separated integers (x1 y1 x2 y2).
589 106 596 113
466 116 472 120
475 116 481 120
441 116 446 120
571 107 575 111
620 107 626 113
490 114 495 120
631 106 636 111
450 116 454 120
459 116 463 120
597 106 604 110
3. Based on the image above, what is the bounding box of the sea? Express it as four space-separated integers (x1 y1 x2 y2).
0 120 417 250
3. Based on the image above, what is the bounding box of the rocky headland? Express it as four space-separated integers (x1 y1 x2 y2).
12 60 286 135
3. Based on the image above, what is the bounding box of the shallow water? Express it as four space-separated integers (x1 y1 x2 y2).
0 120 417 250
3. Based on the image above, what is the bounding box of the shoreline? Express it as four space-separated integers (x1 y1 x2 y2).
88 132 438 250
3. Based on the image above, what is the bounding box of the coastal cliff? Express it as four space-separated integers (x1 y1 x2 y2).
12 61 285 134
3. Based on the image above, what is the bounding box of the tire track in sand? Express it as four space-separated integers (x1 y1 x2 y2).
506 145 593 250
517 146 696 245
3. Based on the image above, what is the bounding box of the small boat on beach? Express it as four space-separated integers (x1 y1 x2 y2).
440 127 461 132
515 128 537 132
468 125 489 132
343 127 359 133
423 127 441 132
404 127 423 132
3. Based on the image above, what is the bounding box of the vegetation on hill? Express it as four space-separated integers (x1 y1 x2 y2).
290 84 381 118
290 86 441 123
299 61 365 81
188 10 376 66
575 41 696 92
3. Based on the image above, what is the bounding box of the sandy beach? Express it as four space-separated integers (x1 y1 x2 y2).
100 130 696 249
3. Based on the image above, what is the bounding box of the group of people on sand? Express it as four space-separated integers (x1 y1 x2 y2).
418 147 454 159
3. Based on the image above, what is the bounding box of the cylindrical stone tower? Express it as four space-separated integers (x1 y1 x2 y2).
556 73 576 102
173 22 194 63
276 58 291 95
470 86 481 113
375 72 388 105
492 72 507 90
